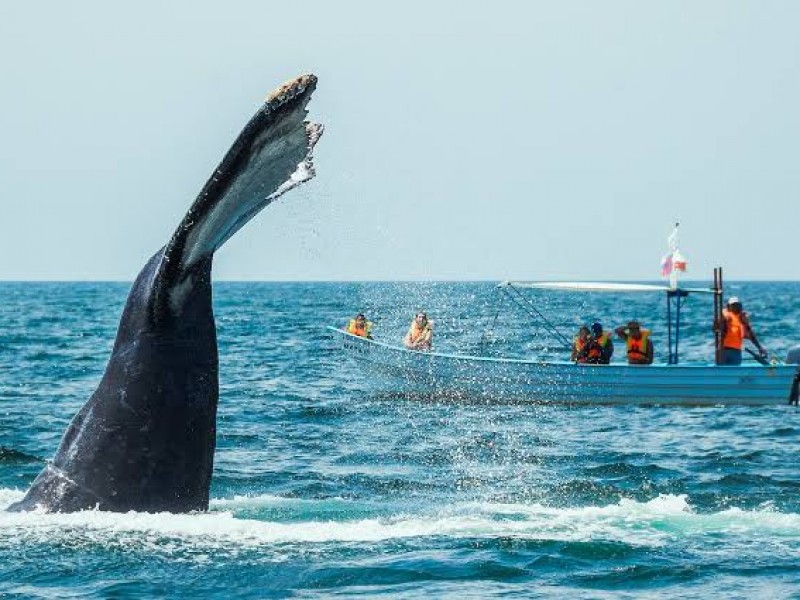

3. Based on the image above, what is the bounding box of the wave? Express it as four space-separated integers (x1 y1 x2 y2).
0 447 42 464
2 491 800 556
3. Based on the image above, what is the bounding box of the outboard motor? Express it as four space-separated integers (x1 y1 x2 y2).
787 345 800 365
787 345 800 406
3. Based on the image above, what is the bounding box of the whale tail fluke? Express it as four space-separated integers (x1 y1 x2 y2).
154 74 323 314
6 75 323 515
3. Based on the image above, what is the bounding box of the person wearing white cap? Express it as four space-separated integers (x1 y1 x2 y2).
716 297 767 365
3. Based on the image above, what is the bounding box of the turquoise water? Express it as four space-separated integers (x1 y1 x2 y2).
1 281 800 598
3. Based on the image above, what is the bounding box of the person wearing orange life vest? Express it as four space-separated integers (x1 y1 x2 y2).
614 320 654 365
715 297 766 366
345 313 373 339
571 325 591 363
583 322 613 364
404 312 433 351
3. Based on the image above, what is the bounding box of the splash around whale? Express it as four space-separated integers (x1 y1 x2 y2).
8 75 323 513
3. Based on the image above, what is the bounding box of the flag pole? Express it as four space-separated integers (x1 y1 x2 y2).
713 267 720 365
669 222 680 290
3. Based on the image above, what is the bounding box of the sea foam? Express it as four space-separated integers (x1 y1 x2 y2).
2 490 799 557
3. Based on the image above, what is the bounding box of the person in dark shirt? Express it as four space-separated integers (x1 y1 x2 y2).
584 321 613 364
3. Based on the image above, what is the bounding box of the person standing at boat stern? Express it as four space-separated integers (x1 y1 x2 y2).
584 322 613 364
716 297 767 365
404 312 433 351
615 320 654 365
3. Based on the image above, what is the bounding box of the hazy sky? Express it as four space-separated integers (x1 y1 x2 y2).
1 1 798 281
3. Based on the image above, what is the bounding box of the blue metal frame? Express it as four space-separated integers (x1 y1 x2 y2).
666 289 689 365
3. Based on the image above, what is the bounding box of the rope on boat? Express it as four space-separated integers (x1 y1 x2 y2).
500 283 573 350
479 285 505 355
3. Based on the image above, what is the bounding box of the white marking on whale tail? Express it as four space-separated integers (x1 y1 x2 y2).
268 122 323 201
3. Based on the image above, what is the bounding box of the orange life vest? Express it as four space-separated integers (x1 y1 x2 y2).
722 309 746 350
573 335 588 362
585 333 609 362
347 319 372 337
626 329 650 363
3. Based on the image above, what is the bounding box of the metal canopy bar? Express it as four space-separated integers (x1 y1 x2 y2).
500 281 715 294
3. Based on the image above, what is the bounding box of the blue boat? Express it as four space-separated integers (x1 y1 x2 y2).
329 279 800 406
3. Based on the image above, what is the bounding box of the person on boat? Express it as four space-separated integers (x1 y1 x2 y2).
614 320 654 365
404 312 433 351
584 322 613 364
571 325 591 363
715 297 767 365
346 313 373 339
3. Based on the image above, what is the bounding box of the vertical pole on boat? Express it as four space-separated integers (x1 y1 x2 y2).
713 267 721 365
666 289 687 365
715 267 725 365
666 291 673 364
675 292 682 365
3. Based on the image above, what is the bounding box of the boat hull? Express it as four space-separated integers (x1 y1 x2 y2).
329 328 799 406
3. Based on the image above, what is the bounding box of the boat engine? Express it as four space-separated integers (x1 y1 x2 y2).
788 345 800 406
787 345 800 365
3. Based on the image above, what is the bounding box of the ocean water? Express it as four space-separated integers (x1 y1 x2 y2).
1 281 800 599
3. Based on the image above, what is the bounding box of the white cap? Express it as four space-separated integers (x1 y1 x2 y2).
727 296 740 306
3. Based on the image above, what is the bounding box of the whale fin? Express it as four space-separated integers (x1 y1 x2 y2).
154 74 323 315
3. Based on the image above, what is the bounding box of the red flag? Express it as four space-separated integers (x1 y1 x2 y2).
660 253 673 278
